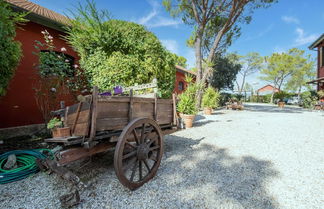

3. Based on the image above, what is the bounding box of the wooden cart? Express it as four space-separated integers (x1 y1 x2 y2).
44 86 178 193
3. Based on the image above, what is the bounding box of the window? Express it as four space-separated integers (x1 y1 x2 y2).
178 81 184 91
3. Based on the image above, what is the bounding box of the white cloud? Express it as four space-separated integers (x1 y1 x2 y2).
294 27 318 46
135 0 181 28
281 16 300 24
161 39 179 54
137 0 158 25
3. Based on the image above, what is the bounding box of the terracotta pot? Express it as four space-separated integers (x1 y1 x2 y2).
278 101 285 108
204 107 212 115
52 127 71 138
180 114 195 128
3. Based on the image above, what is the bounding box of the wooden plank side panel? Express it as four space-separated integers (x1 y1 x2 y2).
73 122 89 136
97 102 129 119
96 118 129 131
157 103 173 124
132 102 154 119
66 110 90 125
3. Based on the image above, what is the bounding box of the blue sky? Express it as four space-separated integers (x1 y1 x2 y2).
30 0 324 90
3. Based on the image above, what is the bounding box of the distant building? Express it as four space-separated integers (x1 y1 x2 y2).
174 65 196 94
307 34 324 91
256 85 279 95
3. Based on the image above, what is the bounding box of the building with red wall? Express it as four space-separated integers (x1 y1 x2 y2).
307 34 324 91
0 0 78 130
0 1 196 136
256 85 279 95
174 65 196 95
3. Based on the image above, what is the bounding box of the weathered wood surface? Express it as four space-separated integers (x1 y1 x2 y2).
66 95 174 136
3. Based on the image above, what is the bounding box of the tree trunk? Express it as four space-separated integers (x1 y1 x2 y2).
270 90 275 104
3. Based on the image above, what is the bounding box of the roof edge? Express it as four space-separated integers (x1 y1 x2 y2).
308 34 324 50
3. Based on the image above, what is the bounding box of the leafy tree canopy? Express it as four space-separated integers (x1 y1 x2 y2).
0 0 27 96
65 1 176 98
210 53 241 90
163 0 277 106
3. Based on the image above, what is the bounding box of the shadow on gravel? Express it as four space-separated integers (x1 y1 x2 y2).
162 135 279 209
194 115 206 122
244 104 304 114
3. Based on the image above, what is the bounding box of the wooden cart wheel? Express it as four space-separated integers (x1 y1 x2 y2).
114 117 163 190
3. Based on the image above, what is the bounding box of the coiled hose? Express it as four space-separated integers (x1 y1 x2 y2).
0 149 52 184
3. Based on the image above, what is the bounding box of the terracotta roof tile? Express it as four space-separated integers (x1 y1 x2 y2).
5 0 70 25
175 65 196 76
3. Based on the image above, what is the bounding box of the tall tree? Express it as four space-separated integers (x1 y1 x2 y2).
163 0 277 106
211 53 241 90
260 49 302 103
236 52 263 94
285 49 315 100
0 1 27 96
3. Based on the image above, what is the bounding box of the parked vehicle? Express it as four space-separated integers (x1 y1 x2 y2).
287 97 300 105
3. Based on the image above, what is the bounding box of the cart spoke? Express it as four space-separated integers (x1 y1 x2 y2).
147 135 158 147
132 130 140 145
125 141 136 149
143 159 151 172
123 150 137 160
139 160 143 180
140 123 146 144
149 155 157 162
149 145 160 151
130 160 138 182
123 157 137 173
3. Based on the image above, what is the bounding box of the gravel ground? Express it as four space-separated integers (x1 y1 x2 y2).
1 103 323 209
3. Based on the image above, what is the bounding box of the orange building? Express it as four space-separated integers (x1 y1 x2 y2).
174 65 196 95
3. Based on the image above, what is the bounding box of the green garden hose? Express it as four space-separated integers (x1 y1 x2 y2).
0 149 52 184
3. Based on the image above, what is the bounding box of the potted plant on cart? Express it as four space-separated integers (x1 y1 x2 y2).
47 117 70 138
202 87 220 115
177 76 199 128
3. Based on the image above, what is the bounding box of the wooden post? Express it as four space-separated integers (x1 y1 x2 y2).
154 93 157 121
128 89 134 122
172 93 177 126
89 86 98 142
71 102 82 135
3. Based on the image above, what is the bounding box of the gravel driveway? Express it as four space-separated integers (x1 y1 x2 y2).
1 103 323 209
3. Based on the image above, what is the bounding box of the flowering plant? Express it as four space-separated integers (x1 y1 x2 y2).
34 30 74 78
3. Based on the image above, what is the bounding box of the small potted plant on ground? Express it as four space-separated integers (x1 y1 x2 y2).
275 91 286 108
177 76 199 128
47 117 70 138
202 87 219 115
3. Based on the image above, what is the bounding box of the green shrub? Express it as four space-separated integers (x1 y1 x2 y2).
300 91 318 108
219 93 232 106
65 2 175 98
273 91 292 101
202 87 220 108
177 83 199 115
0 1 27 96
47 118 62 129
317 90 324 99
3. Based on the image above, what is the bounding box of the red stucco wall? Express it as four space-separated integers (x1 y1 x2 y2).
0 21 78 128
317 42 324 91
